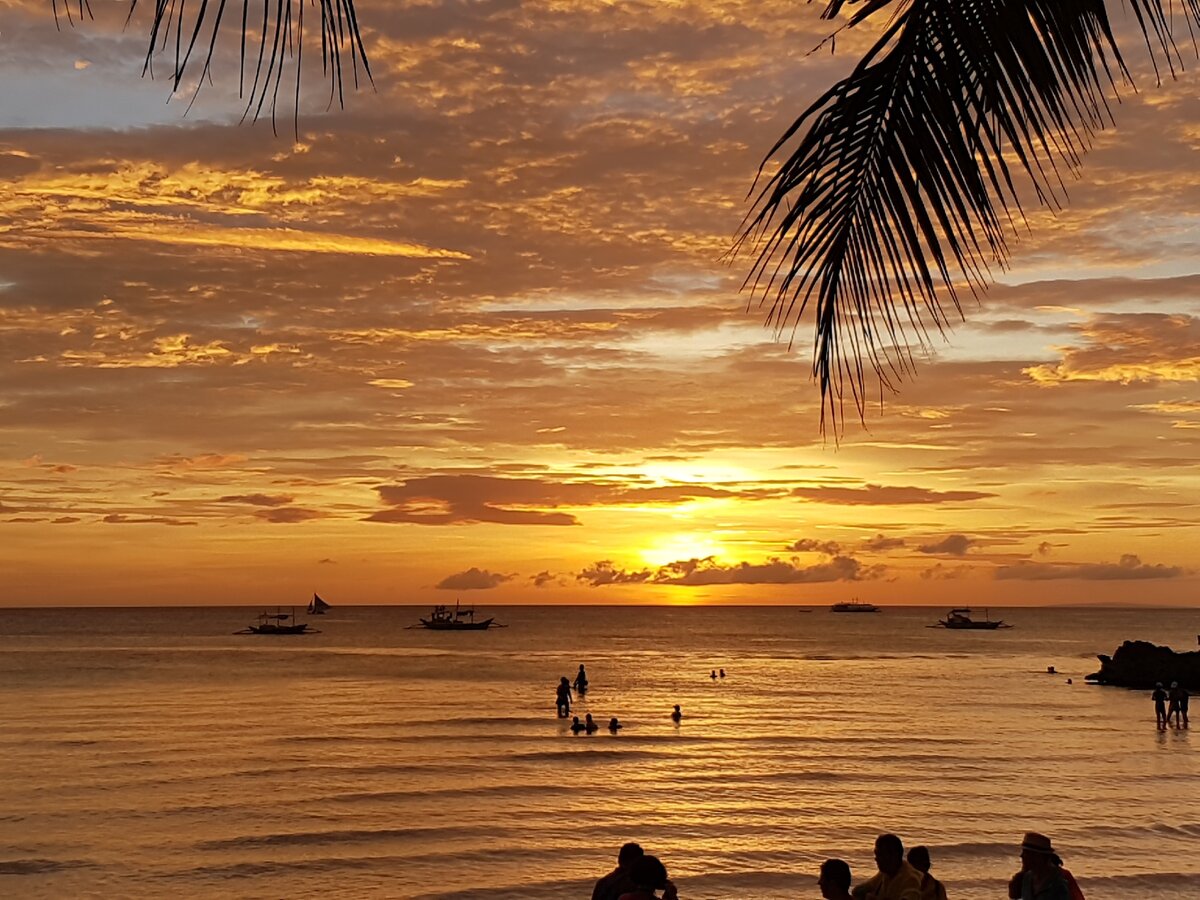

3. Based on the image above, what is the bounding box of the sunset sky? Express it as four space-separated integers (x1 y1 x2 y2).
1 1 1197 607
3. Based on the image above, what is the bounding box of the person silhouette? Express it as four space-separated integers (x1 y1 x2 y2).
1152 682 1169 730
570 715 586 735
608 717 623 734
851 833 923 899
1006 832 1070 900
1167 681 1189 728
617 854 678 900
670 704 682 723
585 713 599 734
593 842 643 900
719 668 726 678
907 845 948 900
575 664 589 694
710 669 718 680
818 858 853 900
556 676 573 718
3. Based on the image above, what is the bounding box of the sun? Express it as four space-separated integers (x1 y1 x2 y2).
639 534 726 567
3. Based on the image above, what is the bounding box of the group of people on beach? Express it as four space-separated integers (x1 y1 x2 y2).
1151 681 1190 729
818 832 1084 900
555 663 686 736
595 831 1086 900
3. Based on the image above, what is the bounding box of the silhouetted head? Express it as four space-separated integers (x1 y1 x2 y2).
617 841 644 869
1019 832 1056 872
608 717 621 730
874 834 904 876
579 664 586 672
629 854 668 890
818 858 852 898
585 714 595 723
572 716 580 725
907 845 931 873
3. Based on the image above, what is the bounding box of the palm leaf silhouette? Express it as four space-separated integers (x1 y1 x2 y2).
51 0 372 132
737 0 1199 430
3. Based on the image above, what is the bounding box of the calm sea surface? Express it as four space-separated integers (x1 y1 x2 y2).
2 605 1198 899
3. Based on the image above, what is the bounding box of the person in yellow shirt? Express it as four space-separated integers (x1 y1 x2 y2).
906 845 949 900
850 834 924 900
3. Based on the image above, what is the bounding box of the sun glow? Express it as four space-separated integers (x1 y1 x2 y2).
639 533 726 567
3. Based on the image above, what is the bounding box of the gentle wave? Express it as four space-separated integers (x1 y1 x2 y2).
0 858 93 875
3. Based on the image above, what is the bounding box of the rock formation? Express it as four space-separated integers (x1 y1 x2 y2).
1087 640 1200 690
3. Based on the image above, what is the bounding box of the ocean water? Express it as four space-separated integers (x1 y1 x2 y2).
2 604 1198 899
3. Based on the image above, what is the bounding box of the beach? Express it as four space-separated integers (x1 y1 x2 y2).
2 604 1198 899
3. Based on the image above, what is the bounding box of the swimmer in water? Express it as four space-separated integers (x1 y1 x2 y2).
584 713 599 734
671 704 682 723
574 664 589 694
570 715 586 735
608 717 623 734
556 676 572 718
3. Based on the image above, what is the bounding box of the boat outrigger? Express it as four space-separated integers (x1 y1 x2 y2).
236 608 314 635
419 601 500 630
931 607 1012 630
308 592 331 615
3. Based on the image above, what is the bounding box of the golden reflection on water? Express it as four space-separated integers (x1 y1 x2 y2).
2 605 1198 899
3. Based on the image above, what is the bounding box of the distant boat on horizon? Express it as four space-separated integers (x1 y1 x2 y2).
308 593 331 615
237 608 313 635
831 599 879 613
419 601 499 630
931 607 1012 630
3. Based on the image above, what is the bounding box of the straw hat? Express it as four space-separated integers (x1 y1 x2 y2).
1021 833 1055 855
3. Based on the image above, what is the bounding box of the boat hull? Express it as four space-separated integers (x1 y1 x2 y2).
419 618 495 631
248 624 310 635
939 621 1005 629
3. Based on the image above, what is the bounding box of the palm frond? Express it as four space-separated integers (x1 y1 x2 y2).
737 0 1200 431
52 0 373 132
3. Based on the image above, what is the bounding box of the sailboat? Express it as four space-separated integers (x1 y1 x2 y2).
308 592 331 615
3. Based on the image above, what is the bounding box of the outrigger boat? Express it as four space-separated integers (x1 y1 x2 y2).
307 592 331 615
419 601 498 630
236 608 313 635
931 607 1012 630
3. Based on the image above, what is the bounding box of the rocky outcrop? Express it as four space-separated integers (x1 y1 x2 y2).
1087 640 1200 689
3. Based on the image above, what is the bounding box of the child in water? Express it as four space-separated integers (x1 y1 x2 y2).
570 715 586 735
671 704 682 723
608 717 623 734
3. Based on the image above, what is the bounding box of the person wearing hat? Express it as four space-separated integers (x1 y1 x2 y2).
1152 682 1169 730
1007 833 1070 900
